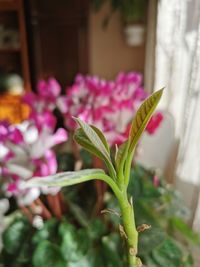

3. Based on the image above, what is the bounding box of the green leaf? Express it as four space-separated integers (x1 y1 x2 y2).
144 255 162 267
25 169 106 188
74 128 106 161
32 218 58 245
128 89 163 153
2 218 31 255
32 241 66 267
91 125 110 153
24 169 121 199
73 117 110 161
59 222 82 262
152 238 182 267
170 217 200 245
88 219 107 241
138 226 166 256
102 233 124 267
74 126 117 180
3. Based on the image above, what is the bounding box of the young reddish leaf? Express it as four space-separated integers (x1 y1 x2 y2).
128 89 164 154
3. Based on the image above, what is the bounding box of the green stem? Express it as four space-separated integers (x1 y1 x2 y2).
97 173 139 267
124 151 134 188
119 194 138 267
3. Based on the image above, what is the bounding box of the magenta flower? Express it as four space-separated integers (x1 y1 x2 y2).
58 72 160 146
0 121 68 206
22 78 62 132
146 112 164 135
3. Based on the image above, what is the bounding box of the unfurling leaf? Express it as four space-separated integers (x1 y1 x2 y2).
73 117 110 160
128 89 163 153
74 128 104 160
73 118 117 180
90 125 110 153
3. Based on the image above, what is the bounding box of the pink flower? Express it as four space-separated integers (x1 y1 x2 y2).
0 120 68 206
0 121 23 144
22 77 62 132
37 78 61 99
58 72 162 146
146 112 164 135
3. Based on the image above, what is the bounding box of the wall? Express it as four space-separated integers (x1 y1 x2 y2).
89 3 145 80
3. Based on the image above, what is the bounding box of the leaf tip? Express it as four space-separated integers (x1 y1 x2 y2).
155 87 165 98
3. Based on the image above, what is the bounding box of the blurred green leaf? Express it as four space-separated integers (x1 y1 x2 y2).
170 217 200 245
152 239 182 267
88 219 107 241
32 218 58 245
102 233 124 267
67 199 89 228
128 169 144 200
32 241 65 267
59 222 88 262
143 255 162 267
138 226 166 256
3 217 31 255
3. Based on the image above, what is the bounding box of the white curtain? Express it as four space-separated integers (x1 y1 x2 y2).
154 0 200 231
154 0 200 185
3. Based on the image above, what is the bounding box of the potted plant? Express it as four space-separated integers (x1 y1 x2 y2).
92 0 148 46
1 77 199 266
25 89 164 266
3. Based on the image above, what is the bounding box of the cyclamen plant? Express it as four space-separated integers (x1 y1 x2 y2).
58 73 163 145
0 78 68 207
22 78 61 131
0 120 67 206
25 89 163 267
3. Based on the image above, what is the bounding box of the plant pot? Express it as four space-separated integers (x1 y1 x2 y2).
124 24 145 46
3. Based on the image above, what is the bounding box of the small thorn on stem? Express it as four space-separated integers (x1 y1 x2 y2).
119 224 128 239
137 224 151 233
101 208 121 217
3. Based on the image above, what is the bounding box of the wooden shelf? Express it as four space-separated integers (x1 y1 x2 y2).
0 1 18 11
0 0 31 123
0 47 20 53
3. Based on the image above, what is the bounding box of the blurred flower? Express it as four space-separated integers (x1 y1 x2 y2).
58 72 162 146
0 121 68 206
146 112 164 135
22 78 61 131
